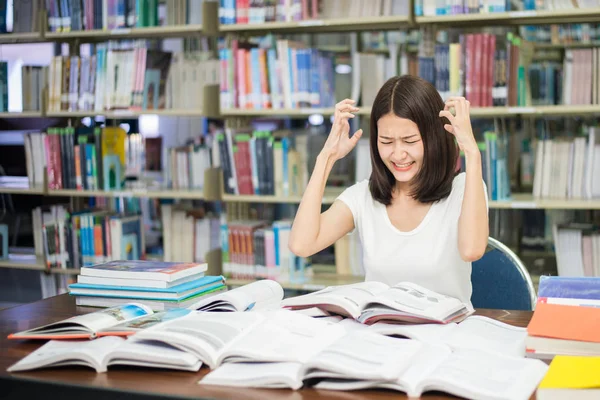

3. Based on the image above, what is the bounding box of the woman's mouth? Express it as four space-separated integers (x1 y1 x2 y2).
392 161 415 172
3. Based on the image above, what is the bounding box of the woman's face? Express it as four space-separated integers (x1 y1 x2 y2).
376 113 424 185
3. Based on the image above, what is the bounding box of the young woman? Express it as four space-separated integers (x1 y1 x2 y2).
288 75 489 305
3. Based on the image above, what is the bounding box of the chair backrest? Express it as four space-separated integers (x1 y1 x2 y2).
471 237 537 311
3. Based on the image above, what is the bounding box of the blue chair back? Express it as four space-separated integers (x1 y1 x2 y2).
471 237 537 311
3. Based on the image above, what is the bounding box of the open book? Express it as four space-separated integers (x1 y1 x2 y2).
7 336 201 373
128 309 344 369
188 279 284 312
368 315 528 358
280 281 472 324
200 331 549 400
8 303 154 340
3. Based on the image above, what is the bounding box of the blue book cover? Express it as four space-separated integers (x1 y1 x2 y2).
538 276 600 300
70 281 227 302
69 275 225 293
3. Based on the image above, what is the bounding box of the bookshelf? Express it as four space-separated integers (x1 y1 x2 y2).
47 188 205 200
44 24 214 41
0 32 45 44
220 15 412 34
0 112 45 118
0 253 79 275
415 7 600 26
221 105 600 119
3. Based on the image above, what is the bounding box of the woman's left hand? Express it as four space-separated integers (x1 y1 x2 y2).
438 97 478 153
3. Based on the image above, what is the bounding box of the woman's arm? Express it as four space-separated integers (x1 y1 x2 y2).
288 99 363 258
439 97 489 262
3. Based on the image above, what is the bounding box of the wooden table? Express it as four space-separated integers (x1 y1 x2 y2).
0 294 535 400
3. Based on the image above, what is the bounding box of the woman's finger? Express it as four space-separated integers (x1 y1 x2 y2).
439 110 455 123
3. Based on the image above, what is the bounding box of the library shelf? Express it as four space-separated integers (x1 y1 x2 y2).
0 111 44 118
489 193 600 210
45 109 207 118
415 7 600 27
534 41 600 49
222 188 344 204
219 15 412 34
44 24 209 41
0 254 45 271
0 32 45 44
221 105 600 118
0 186 45 195
47 189 205 200
225 272 364 291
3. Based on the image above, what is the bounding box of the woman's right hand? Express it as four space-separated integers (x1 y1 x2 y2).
321 99 363 161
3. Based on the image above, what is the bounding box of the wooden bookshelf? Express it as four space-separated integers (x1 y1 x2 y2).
489 193 600 210
222 105 600 118
220 15 411 34
535 41 600 50
47 189 205 200
222 188 344 204
45 24 208 41
0 186 45 195
0 112 44 118
225 272 364 291
416 7 600 27
0 254 45 271
0 32 45 44
46 109 207 118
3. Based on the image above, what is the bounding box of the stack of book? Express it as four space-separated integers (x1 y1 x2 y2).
68 260 227 311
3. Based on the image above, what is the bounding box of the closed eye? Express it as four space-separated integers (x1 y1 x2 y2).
380 141 392 145
405 140 420 144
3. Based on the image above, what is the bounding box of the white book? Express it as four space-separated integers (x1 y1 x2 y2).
280 281 472 324
189 279 284 312
368 315 528 358
7 336 201 373
200 331 548 399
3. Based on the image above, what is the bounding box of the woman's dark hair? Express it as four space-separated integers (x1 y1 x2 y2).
368 75 459 206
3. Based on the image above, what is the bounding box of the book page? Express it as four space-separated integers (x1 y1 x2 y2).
189 279 284 312
416 348 549 400
361 282 468 322
107 339 201 372
99 308 192 335
130 311 264 368
7 336 125 373
445 316 528 357
200 362 304 390
14 303 153 337
218 310 346 365
301 331 423 383
368 322 458 343
280 281 389 318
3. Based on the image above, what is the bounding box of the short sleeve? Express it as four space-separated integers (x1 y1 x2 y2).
448 172 489 213
335 180 369 233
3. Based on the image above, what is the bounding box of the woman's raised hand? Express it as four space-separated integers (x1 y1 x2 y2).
321 99 363 161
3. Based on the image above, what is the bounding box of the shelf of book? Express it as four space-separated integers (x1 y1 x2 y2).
219 15 412 34
222 188 344 204
415 8 600 27
45 24 208 41
45 109 207 118
0 112 44 118
221 105 600 119
489 193 600 210
0 186 45 195
225 272 364 292
47 189 205 200
0 254 45 271
0 32 45 44
535 41 600 50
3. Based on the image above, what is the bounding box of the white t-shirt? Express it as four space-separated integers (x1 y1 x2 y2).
336 172 487 306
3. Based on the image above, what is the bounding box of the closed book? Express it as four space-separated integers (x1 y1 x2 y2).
80 260 208 282
69 275 226 300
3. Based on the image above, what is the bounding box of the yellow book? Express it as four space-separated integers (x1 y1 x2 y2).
537 356 600 400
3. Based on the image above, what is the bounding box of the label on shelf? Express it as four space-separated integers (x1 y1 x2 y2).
298 20 325 27
112 191 134 198
509 11 538 18
111 28 132 35
510 201 538 209
508 107 536 114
